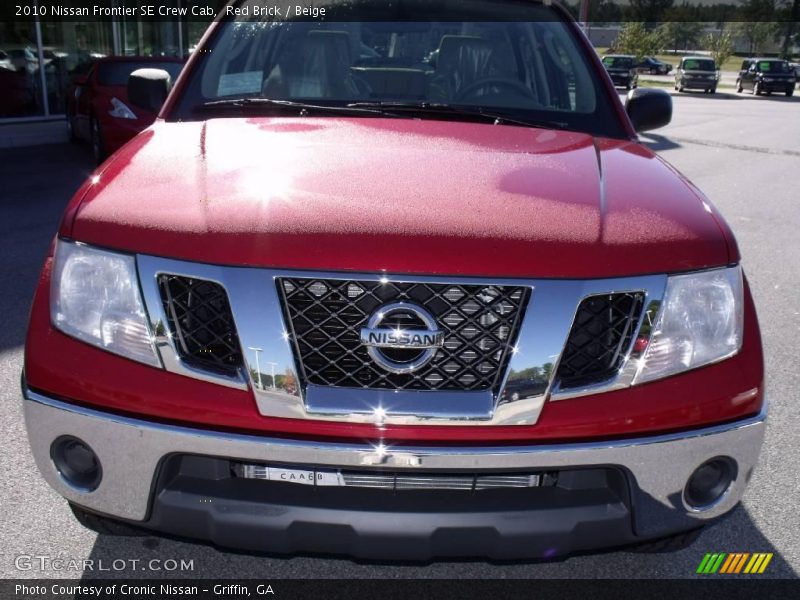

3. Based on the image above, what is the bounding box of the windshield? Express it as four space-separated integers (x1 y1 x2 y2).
98 61 183 86
757 60 790 73
602 56 633 69
683 59 715 71
171 0 626 138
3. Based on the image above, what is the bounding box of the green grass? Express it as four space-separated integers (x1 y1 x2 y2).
635 77 734 90
633 79 677 89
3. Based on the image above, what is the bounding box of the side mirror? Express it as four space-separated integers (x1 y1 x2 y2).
625 87 672 133
128 68 172 114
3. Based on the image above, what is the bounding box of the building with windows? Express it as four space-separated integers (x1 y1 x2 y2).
0 1 208 123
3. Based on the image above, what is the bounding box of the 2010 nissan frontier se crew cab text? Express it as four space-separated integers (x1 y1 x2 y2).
22 0 766 560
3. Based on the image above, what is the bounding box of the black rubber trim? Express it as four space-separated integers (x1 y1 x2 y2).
125 456 641 560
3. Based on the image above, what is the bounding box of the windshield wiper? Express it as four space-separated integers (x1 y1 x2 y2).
346 101 570 130
196 98 571 131
196 97 385 116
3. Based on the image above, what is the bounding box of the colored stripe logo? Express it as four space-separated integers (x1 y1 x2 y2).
697 553 773 574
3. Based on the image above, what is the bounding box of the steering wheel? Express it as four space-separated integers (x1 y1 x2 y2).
455 77 535 103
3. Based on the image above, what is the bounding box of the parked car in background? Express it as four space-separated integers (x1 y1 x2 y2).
674 57 717 94
5 46 38 73
66 56 184 163
789 63 800 87
737 58 796 96
637 56 672 75
601 54 638 89
0 49 14 72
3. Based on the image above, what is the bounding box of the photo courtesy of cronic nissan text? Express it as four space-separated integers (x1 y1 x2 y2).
0 0 798 598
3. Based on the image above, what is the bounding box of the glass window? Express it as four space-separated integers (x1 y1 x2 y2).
121 18 182 57
682 59 715 71
116 2 184 57
38 21 113 115
602 56 633 68
186 21 209 54
757 60 790 73
174 1 626 138
0 21 42 117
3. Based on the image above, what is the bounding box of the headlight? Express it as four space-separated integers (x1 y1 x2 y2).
108 97 137 119
635 266 743 384
51 240 161 367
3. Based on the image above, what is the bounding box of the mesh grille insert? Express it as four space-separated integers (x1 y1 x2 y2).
556 292 645 388
233 462 557 491
158 275 243 375
278 278 529 392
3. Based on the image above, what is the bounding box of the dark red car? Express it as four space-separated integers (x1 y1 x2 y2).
66 56 184 163
23 0 765 561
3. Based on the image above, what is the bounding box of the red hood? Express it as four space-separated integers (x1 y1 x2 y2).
64 117 733 278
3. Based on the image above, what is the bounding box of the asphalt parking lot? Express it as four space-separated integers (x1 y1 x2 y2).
1 89 798 580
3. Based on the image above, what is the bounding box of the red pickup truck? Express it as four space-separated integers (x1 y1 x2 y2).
23 0 765 561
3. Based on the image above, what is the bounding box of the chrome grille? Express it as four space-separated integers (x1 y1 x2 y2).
158 275 243 375
278 278 529 392
233 462 550 491
555 292 644 388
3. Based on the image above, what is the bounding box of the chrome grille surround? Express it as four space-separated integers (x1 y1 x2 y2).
136 254 669 426
277 277 529 394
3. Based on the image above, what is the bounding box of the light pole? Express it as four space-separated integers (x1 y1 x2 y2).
265 362 278 390
248 347 263 390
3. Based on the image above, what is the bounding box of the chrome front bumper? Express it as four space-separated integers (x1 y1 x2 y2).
23 388 766 540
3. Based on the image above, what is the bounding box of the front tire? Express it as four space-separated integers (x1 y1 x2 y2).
754 82 761 96
66 115 78 143
90 117 106 165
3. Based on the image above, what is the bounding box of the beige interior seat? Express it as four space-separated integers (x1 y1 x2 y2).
263 30 360 100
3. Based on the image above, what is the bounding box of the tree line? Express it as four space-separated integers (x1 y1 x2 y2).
580 0 797 25
577 0 799 59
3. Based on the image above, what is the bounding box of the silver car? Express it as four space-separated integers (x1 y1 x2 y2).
675 56 718 94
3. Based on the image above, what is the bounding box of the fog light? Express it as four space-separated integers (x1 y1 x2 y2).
50 436 102 492
684 457 736 510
